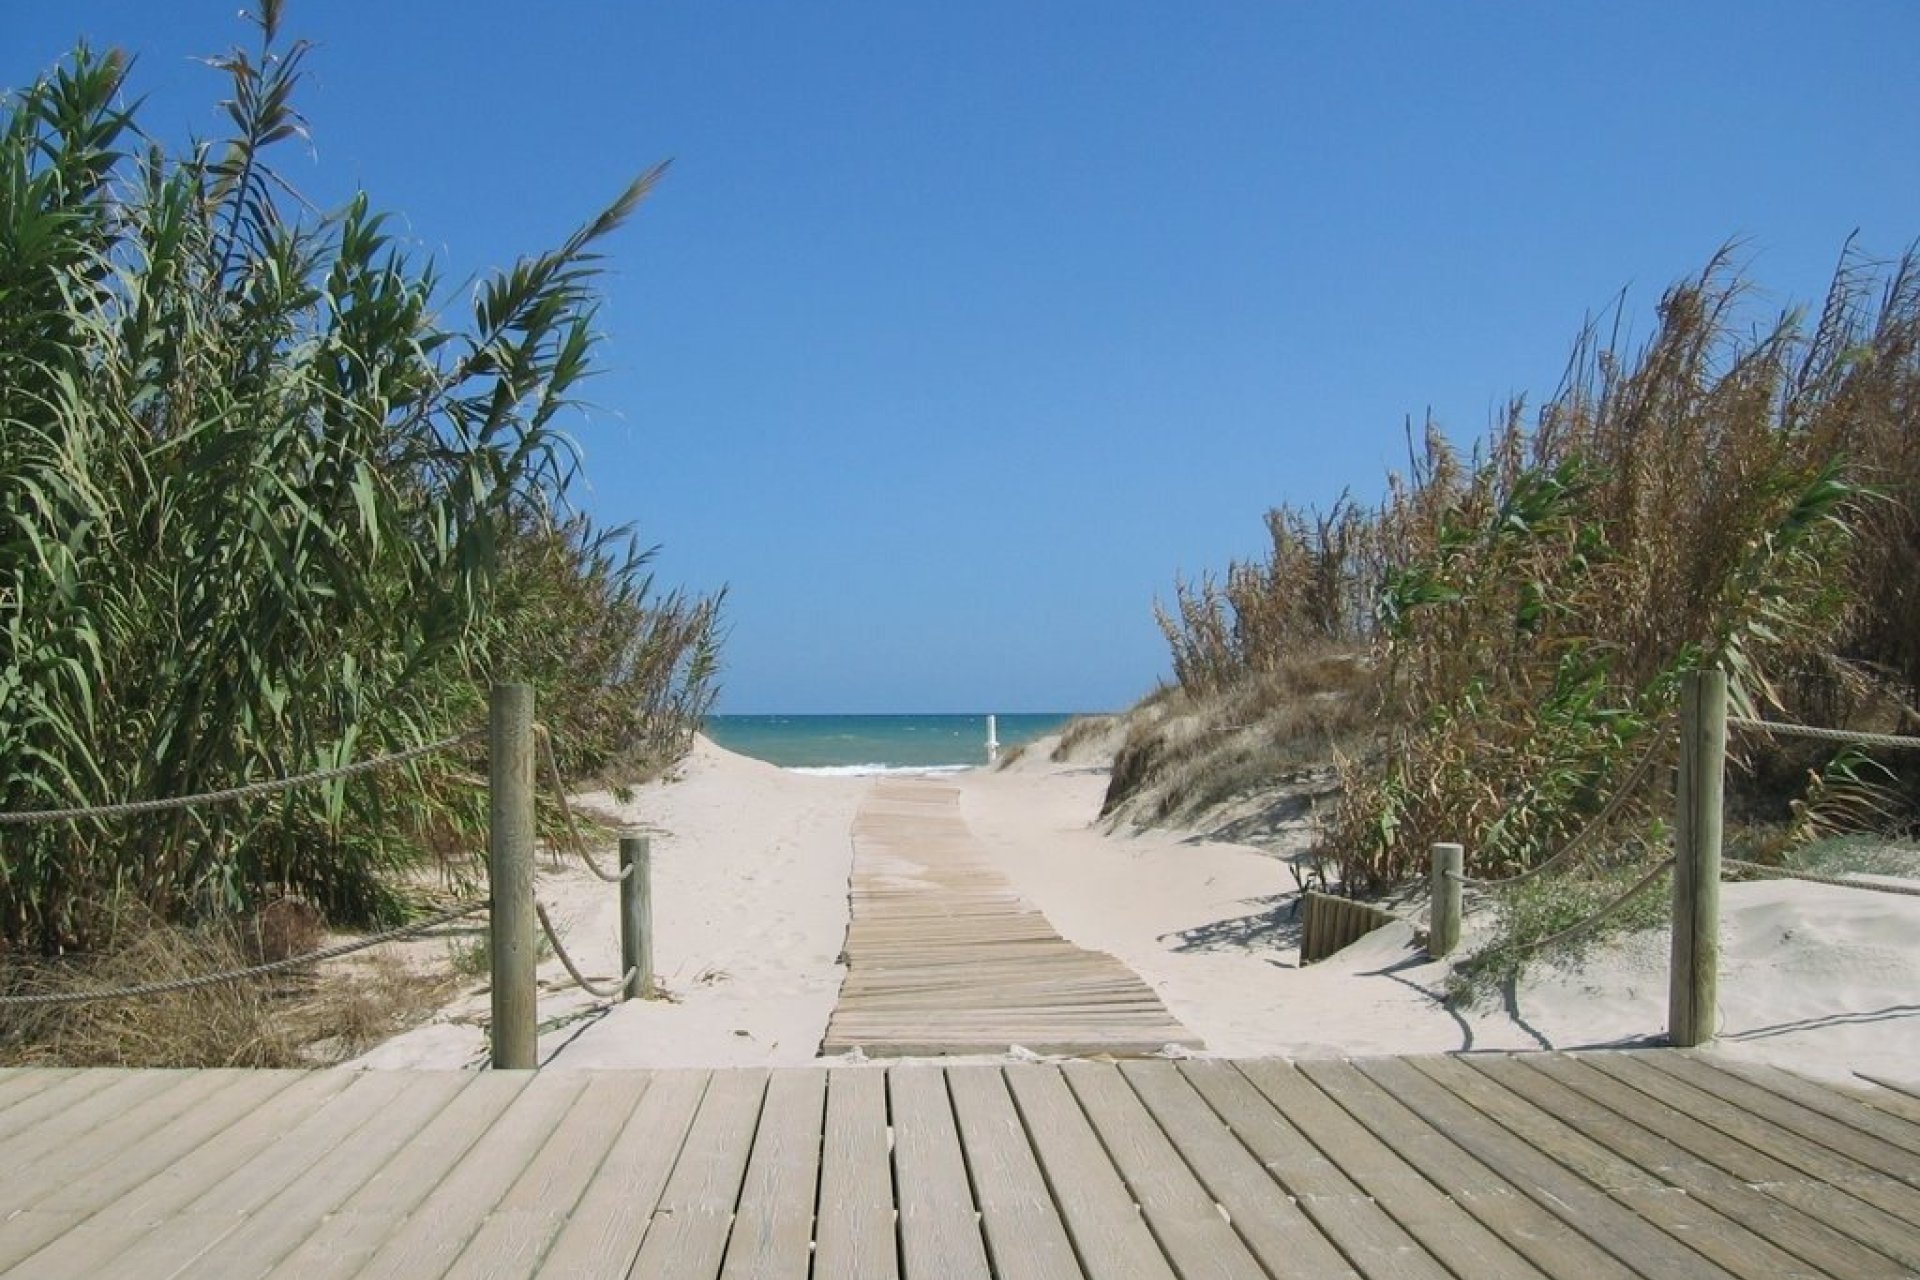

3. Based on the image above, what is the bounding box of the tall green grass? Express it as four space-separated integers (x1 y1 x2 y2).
0 4 721 952
1146 245 1920 889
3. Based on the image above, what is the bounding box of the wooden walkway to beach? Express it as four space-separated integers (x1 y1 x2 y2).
823 778 1199 1057
3 1051 1919 1277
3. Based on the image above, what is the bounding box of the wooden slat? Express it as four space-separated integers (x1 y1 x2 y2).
1505 1059 1920 1274
9 1071 355 1280
1118 1061 1359 1280
3 1054 1917 1279
442 1071 653 1280
1431 1053 1861 1273
1062 1060 1268 1280
946 1067 1081 1280
891 1067 991 1280
718 1068 827 1280
1004 1065 1176 1280
1634 1050 1920 1184
174 1071 471 1277
91 1070 424 1280
626 1067 769 1280
262 1071 532 1280
537 1070 711 1279
1312 1058 1663 1280
812 1068 900 1280
1236 1058 1540 1280
1177 1060 1445 1280
1698 1055 1920 1157
0 1068 303 1273
1468 1053 1912 1279
824 779 1197 1057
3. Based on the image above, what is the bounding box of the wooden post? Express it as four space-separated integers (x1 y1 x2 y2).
620 833 654 1000
1430 842 1463 958
489 682 538 1069
986 714 1000 765
1669 669 1727 1048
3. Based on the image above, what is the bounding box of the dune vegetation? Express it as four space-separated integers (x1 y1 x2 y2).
1126 243 1920 908
0 3 720 959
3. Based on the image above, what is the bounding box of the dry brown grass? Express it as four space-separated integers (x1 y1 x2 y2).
0 903 459 1068
1151 243 1920 889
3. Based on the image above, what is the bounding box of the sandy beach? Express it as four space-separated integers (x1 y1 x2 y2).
355 735 1920 1088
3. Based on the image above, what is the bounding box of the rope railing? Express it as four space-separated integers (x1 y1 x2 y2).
0 898 490 1008
1499 856 1676 959
1723 858 1920 899
0 729 486 826
1449 725 1674 893
1726 716 1920 751
534 901 638 1000
533 723 627 884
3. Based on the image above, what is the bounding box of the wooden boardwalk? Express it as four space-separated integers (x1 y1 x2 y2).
823 778 1198 1057
3 1051 1919 1277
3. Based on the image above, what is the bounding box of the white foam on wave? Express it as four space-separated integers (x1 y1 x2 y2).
785 762 975 778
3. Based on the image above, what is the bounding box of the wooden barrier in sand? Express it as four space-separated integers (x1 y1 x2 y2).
1670 668 1726 1048
1299 890 1398 963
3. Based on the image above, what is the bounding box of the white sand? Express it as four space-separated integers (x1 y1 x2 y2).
356 735 1920 1089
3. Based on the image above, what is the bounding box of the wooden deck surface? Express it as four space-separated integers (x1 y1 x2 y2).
822 778 1199 1057
2 1050 1918 1277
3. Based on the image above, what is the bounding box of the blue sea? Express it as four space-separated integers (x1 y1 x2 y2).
704 713 1076 774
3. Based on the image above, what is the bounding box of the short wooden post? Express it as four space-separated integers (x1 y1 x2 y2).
1669 669 1727 1048
620 833 654 1000
489 682 538 1069
1430 842 1463 958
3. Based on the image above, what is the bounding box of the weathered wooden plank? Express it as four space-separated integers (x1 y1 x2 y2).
0 1069 188 1178
626 1067 769 1280
1696 1054 1920 1157
1471 1053 1912 1279
1062 1060 1267 1280
827 779 1198 1057
1178 1060 1446 1280
262 1071 531 1280
1581 1051 1920 1223
167 1070 471 1278
350 1072 589 1279
812 1068 900 1280
6 1070 355 1280
537 1069 710 1279
1316 1058 1657 1280
1236 1059 1541 1280
441 1071 652 1280
891 1067 991 1280
0 1068 302 1272
1004 1065 1176 1280
1118 1061 1358 1280
89 1069 423 1280
1512 1059 1920 1274
946 1067 1081 1280
1637 1050 1920 1183
717 1068 827 1280
0 1068 129 1148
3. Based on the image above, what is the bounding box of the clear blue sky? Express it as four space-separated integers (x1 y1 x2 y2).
8 4 1917 713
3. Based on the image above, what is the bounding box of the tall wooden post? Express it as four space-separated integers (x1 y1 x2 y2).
1669 669 1726 1048
620 833 654 1000
489 682 538 1069
1430 842 1463 958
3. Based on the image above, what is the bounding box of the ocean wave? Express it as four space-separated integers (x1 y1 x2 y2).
785 763 976 778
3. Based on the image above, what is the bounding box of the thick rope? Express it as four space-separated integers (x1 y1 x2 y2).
0 899 490 1007
1453 726 1672 891
534 900 634 999
1726 717 1920 751
1502 856 1675 957
0 729 485 826
1723 858 1920 899
533 725 626 884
